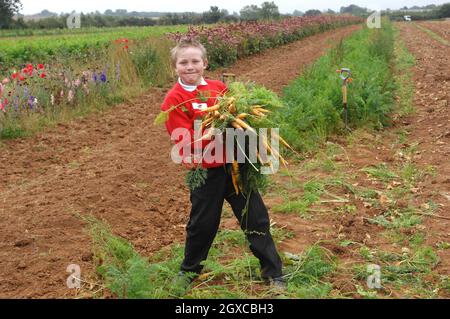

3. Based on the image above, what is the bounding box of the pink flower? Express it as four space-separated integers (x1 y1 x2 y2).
2 78 9 84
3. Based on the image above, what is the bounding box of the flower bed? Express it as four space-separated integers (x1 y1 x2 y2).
169 15 362 69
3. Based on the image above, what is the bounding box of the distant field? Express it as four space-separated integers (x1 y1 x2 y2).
0 25 187 68
0 25 187 39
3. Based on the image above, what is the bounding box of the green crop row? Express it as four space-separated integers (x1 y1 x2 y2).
0 25 184 38
278 19 396 151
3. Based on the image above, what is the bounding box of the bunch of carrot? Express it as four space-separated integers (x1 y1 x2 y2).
155 81 297 194
199 96 293 164
197 82 296 194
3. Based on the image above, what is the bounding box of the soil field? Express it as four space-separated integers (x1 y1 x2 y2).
0 25 361 298
1 21 448 298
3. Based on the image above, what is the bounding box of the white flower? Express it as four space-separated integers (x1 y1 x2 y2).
83 84 90 95
68 90 74 102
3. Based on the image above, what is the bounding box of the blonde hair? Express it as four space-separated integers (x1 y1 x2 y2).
170 37 207 67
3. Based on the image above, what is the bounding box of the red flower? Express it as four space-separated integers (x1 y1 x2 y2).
40 73 46 79
37 64 44 70
11 72 19 79
19 74 25 81
23 68 33 75
114 38 129 45
124 45 129 50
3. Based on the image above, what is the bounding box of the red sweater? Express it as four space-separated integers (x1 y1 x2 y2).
161 79 227 169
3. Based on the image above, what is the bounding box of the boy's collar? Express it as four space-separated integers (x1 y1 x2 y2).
178 77 207 92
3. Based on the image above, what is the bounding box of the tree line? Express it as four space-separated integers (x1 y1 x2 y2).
2 1 450 29
4 1 280 29
1 1 342 29
338 3 450 20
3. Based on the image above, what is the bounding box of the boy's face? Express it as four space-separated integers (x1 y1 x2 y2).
175 47 207 86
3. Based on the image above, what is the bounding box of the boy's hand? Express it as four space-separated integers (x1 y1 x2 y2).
182 162 197 170
182 156 198 170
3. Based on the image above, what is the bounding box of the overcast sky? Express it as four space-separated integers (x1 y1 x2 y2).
18 0 449 15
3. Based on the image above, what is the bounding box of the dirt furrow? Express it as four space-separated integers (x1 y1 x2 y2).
396 22 450 271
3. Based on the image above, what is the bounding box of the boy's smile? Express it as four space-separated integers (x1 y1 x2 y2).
175 47 208 86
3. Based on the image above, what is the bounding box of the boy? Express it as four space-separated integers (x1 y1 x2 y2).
161 38 285 294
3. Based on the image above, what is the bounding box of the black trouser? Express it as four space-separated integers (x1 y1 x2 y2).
180 164 283 279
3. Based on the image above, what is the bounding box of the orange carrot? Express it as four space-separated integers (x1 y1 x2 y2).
201 117 214 130
231 121 244 130
228 103 237 115
231 160 240 195
234 118 256 134
251 109 265 117
203 104 220 113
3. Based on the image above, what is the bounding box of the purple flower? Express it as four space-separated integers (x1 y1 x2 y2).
100 72 107 83
14 96 19 111
28 96 35 109
93 73 98 82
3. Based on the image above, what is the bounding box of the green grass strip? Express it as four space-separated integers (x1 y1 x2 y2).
278 19 396 152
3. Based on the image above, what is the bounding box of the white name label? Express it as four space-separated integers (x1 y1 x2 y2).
192 103 208 110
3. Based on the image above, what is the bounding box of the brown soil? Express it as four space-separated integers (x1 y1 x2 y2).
396 22 450 273
0 25 360 298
